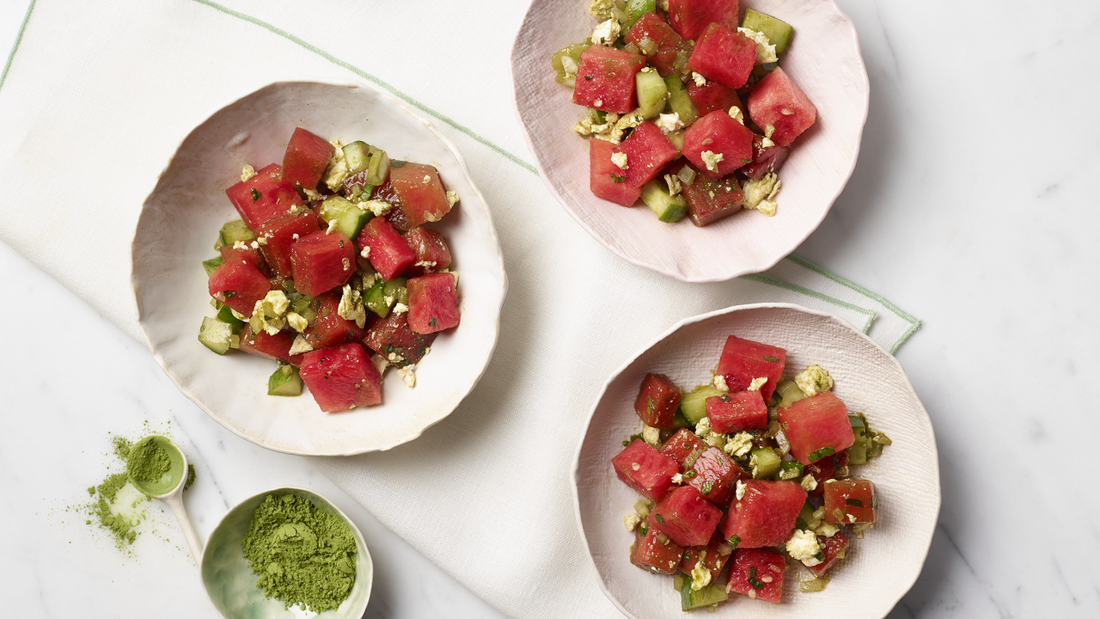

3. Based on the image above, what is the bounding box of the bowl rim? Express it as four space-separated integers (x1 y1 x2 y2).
510 0 871 282
130 77 508 456
570 302 940 618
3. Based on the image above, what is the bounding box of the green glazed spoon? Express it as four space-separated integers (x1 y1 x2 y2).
128 435 203 562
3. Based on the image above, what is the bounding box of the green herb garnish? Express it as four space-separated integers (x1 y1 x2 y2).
701 480 714 495
763 356 778 362
611 174 627 183
846 498 864 508
727 535 740 549
747 566 765 590
250 188 261 202
654 513 664 526
808 446 835 461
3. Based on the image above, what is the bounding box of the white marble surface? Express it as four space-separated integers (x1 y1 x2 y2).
2 1 1099 618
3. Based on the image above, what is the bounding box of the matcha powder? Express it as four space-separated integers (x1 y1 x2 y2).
242 494 357 613
126 436 172 483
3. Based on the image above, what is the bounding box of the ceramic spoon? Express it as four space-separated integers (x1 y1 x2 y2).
128 435 203 562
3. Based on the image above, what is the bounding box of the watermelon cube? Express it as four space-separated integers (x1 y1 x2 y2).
649 486 723 547
715 335 786 402
615 121 680 189
728 548 785 603
740 134 790 180
686 23 757 90
667 0 740 41
659 428 708 472
634 373 682 429
612 439 679 503
682 110 754 178
746 67 817 147
302 292 370 351
238 324 304 366
685 446 742 506
681 168 744 226
356 216 418 281
572 44 646 113
299 343 383 412
389 162 453 228
678 532 733 575
687 80 743 117
282 127 335 190
218 241 265 273
255 209 322 279
289 230 357 296
625 11 692 77
406 272 460 335
778 391 856 465
631 524 683 575
807 531 849 578
823 479 877 524
590 138 642 206
362 311 437 367
706 390 768 434
224 163 303 229
207 257 271 316
402 227 452 276
721 480 806 548
804 451 847 496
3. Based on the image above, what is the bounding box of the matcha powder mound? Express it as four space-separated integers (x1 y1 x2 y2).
242 494 357 613
126 436 172 483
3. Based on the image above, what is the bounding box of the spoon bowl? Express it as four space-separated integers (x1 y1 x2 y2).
128 435 203 562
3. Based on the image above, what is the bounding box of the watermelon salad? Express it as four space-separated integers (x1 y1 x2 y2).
551 0 817 225
197 127 462 413
612 335 891 610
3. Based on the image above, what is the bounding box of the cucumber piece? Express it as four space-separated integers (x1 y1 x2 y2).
848 412 869 465
680 576 728 611
623 0 656 31
365 278 408 318
680 384 723 425
198 316 240 355
319 196 370 240
551 41 590 86
795 500 817 530
641 179 687 223
288 294 317 326
635 70 668 119
366 145 391 186
777 460 804 481
750 447 782 479
215 219 255 250
663 75 698 126
741 9 793 55
268 363 303 397
775 379 806 408
665 128 685 154
342 141 370 175
215 304 245 331
202 256 223 277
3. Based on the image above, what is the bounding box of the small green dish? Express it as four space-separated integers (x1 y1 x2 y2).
200 487 372 619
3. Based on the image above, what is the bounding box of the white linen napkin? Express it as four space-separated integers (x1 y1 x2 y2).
0 1 919 616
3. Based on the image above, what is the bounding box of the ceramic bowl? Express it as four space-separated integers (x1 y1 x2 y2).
201 487 372 619
132 79 506 456
573 304 938 618
512 0 869 282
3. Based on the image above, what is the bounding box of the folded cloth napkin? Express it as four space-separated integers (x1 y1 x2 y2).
0 1 919 617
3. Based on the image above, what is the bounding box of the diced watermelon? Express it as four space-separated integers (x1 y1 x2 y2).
721 480 806 548
715 335 786 402
362 311 437 367
301 292 370 351
208 257 271 316
218 241 265 273
685 446 741 506
746 67 817 147
572 45 647 113
238 324 305 366
823 479 877 524
804 452 844 496
667 0 739 41
706 390 768 434
255 209 321 279
687 80 743 117
778 391 856 465
288 230 357 296
727 548 785 604
634 373 682 429
389 162 453 227
356 216 418 281
740 134 790 180
686 23 757 90
224 163 303 229
406 272 460 334
631 524 683 575
299 343 383 412
612 439 679 502
659 428 708 472
682 110 754 178
370 180 411 231
402 227 452 277
625 11 692 77
615 121 680 189
590 138 641 206
807 531 849 578
678 532 734 575
649 486 723 547
681 167 744 226
282 127 335 190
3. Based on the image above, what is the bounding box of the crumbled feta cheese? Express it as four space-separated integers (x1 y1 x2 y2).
232 240 248 250
642 425 661 445
415 260 437 270
287 312 308 333
250 240 259 249
398 364 417 388
801 474 818 492
360 246 371 258
591 18 621 46
724 432 754 459
695 416 712 437
611 152 629 170
593 98 603 108
337 285 367 328
292 233 300 241
250 290 290 335
663 173 682 196
361 199 393 217
748 377 767 391
624 512 642 532
795 364 834 397
446 190 459 207
588 0 615 19
690 562 713 590
342 257 351 271
256 235 268 246
303 187 326 202
813 522 839 538
763 124 776 139
786 529 822 567
760 136 775 149
735 479 747 500
288 334 313 356
713 374 729 392
700 150 724 172
240 164 256 182
655 112 684 134
848 514 857 523
692 72 707 87
729 106 745 124
326 218 339 233
371 354 389 375
576 110 644 144
742 173 781 216
738 27 778 64
671 473 683 484
392 302 409 314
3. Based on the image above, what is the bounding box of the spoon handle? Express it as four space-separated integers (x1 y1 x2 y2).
164 493 204 563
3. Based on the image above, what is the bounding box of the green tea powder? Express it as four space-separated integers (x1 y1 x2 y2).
242 494 357 613
126 436 172 483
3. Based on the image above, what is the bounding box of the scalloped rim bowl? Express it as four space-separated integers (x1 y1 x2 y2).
512 0 869 282
132 79 507 456
573 304 939 618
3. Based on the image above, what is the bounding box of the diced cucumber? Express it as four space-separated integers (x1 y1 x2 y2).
680 384 723 425
741 9 793 55
795 500 817 530
366 145 391 186
641 179 687 223
198 316 239 355
624 0 656 32
848 412 869 464
777 460 804 481
215 304 245 331
268 363 303 397
365 278 408 318
202 256 223 277
663 75 698 126
775 379 806 408
342 141 370 175
750 447 782 478
665 129 685 154
289 294 317 325
551 41 591 86
635 70 668 119
319 196 370 240
215 219 256 250
679 576 728 611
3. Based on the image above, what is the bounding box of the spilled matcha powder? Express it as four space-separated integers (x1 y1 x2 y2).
242 493 357 613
